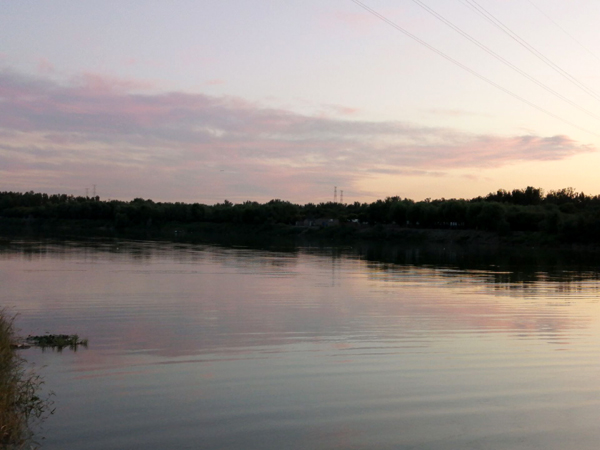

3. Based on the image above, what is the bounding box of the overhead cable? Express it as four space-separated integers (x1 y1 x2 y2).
460 0 600 103
411 0 599 121
349 0 600 137
525 0 600 65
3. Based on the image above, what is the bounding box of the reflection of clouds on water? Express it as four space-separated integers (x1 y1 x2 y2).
1 240 599 362
361 263 596 346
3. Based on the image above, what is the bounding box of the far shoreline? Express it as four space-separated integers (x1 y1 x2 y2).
2 217 600 254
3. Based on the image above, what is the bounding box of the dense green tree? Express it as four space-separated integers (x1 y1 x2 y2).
3 186 600 242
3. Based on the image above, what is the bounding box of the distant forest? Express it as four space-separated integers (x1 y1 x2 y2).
1 186 600 242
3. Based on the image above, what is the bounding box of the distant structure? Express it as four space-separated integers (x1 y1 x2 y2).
340 190 344 204
93 184 97 197
334 186 337 203
85 188 89 197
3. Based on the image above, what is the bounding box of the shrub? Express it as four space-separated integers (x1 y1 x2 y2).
0 311 53 449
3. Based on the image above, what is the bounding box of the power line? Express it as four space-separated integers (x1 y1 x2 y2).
411 0 600 121
349 0 600 137
460 0 600 103
524 0 600 65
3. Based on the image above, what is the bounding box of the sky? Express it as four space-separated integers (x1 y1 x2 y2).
1 0 600 204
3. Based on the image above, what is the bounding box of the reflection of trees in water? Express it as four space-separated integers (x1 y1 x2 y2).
0 238 301 264
350 241 600 296
3 238 600 294
3 239 597 359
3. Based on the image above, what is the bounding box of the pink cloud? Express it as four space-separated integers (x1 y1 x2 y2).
424 108 494 118
74 72 156 94
37 58 54 74
322 104 360 117
321 6 408 33
0 69 595 202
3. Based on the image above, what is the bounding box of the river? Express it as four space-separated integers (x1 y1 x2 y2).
2 239 600 449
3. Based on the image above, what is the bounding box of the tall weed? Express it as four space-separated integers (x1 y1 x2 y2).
0 311 53 449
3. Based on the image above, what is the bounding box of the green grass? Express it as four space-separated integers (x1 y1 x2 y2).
0 311 53 449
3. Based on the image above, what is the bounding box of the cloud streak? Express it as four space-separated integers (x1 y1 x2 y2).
0 69 594 202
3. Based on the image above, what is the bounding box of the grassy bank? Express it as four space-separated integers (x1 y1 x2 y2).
0 311 51 449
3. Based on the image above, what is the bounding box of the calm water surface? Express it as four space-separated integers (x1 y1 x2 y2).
2 240 600 449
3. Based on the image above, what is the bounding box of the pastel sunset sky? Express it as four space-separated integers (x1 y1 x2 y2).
2 0 600 204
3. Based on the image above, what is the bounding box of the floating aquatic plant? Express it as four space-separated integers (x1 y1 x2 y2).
25 334 88 351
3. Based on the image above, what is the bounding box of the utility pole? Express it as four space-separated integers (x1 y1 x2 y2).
92 184 97 198
334 186 337 203
340 190 344 204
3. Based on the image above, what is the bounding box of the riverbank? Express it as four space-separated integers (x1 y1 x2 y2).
0 216 586 251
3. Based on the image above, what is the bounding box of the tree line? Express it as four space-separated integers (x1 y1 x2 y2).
2 187 600 241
